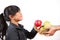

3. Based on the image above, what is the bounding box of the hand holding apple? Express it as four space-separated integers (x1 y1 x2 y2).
39 21 52 34
34 20 42 32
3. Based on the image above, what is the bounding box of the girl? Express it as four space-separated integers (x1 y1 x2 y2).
3 5 38 40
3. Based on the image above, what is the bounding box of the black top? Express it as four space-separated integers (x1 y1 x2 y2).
6 23 37 40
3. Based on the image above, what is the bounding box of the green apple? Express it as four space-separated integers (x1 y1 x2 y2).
44 21 52 28
39 26 45 33
39 21 52 34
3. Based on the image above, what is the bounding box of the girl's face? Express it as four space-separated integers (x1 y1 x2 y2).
9 11 23 22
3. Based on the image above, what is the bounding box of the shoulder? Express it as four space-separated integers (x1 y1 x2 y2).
6 24 16 33
8 24 15 30
18 24 24 28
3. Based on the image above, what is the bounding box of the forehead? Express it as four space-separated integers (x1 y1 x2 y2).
15 11 22 15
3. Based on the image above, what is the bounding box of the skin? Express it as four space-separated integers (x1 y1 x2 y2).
42 25 60 36
9 11 23 26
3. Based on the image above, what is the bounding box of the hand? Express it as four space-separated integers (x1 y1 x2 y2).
42 26 57 36
34 25 41 32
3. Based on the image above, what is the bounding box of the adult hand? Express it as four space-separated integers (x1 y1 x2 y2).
42 26 57 36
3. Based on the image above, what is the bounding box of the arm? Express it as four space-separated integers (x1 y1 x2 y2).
23 28 37 39
54 25 60 31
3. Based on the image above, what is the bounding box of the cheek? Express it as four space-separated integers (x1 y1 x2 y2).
15 15 23 20
18 16 23 20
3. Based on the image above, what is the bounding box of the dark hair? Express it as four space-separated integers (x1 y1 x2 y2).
0 5 20 39
3 5 20 21
0 13 8 40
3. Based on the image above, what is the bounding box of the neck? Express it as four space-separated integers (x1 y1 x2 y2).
11 20 19 26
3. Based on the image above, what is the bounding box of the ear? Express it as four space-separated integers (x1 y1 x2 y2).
9 15 14 20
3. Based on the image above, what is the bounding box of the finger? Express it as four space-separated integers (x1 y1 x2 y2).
43 28 50 33
43 28 53 34
46 33 53 36
43 32 54 36
44 34 50 36
34 26 40 32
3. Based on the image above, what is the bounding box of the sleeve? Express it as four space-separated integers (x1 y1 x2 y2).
6 29 18 40
23 28 37 39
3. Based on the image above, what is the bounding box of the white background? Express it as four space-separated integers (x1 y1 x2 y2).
0 0 60 40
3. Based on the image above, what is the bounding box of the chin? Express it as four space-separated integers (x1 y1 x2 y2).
19 19 23 21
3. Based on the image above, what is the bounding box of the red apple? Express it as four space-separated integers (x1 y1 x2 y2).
34 20 42 27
